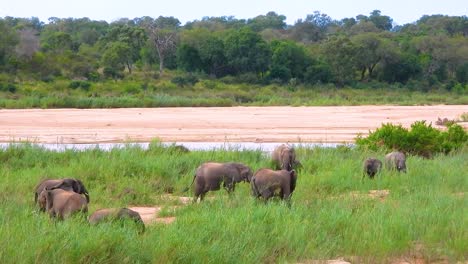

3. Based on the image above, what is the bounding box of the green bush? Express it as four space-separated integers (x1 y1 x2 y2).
0 83 17 93
69 80 91 91
171 74 199 87
356 121 467 157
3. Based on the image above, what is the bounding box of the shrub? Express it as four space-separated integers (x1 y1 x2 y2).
356 121 467 157
0 83 18 93
440 124 468 154
171 74 199 87
69 80 91 91
460 112 468 122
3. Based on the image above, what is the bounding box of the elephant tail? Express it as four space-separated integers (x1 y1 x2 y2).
182 175 196 193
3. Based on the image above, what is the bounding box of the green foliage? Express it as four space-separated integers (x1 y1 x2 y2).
460 113 468 122
171 74 199 87
356 121 468 157
0 145 466 262
0 83 17 93
224 27 271 75
68 80 91 90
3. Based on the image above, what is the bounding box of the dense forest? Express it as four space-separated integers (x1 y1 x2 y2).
0 11 467 102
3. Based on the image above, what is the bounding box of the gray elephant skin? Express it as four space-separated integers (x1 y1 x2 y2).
363 158 382 178
272 144 297 171
251 169 297 202
38 189 88 220
89 208 145 233
385 151 407 172
34 178 90 210
188 162 253 202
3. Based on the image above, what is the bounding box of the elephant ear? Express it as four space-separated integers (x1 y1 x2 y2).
239 165 253 182
75 179 90 203
49 179 72 191
289 170 297 193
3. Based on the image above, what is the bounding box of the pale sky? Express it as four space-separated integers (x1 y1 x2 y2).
1 0 467 25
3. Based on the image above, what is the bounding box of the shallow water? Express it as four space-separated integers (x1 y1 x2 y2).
0 142 349 152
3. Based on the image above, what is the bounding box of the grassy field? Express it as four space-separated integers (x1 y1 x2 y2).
1 78 467 108
0 143 466 263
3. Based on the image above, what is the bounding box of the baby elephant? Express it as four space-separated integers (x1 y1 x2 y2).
385 151 407 172
34 178 90 211
188 162 253 202
363 158 382 178
272 144 297 171
89 208 145 233
39 189 88 220
251 169 297 203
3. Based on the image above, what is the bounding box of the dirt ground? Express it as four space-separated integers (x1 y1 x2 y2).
0 105 467 143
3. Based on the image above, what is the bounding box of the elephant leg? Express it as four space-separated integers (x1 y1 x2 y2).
193 185 203 203
226 183 235 195
260 189 273 200
199 192 206 201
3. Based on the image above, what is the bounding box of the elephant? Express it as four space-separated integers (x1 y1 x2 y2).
251 169 297 203
38 188 88 220
89 208 145 233
385 151 407 172
363 158 382 178
34 178 89 211
187 162 253 202
272 144 297 171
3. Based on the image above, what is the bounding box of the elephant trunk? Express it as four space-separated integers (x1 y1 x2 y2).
282 156 292 171
84 192 90 203
182 175 196 192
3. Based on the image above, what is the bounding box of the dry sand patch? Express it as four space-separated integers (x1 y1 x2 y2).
1 106 466 143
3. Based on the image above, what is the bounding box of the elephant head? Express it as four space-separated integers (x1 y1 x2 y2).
363 158 382 178
272 144 296 172
385 151 407 173
251 168 297 203
233 163 254 183
396 158 406 172
49 178 90 203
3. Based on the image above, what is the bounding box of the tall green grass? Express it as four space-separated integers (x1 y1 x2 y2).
0 144 466 263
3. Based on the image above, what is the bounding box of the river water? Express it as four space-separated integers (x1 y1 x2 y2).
0 142 349 152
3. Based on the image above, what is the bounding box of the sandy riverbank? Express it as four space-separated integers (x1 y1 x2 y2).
0 105 466 143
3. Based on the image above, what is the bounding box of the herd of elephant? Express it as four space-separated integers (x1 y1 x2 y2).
32 144 406 230
34 178 145 232
364 151 407 178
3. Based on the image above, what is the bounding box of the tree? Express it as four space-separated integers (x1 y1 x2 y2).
148 28 177 75
101 24 147 73
378 52 421 83
101 41 131 77
322 36 357 86
247 11 286 32
352 33 387 80
0 19 19 71
15 28 40 60
224 27 271 75
288 11 334 43
269 40 310 81
145 16 180 75
368 10 393 31
176 44 202 72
